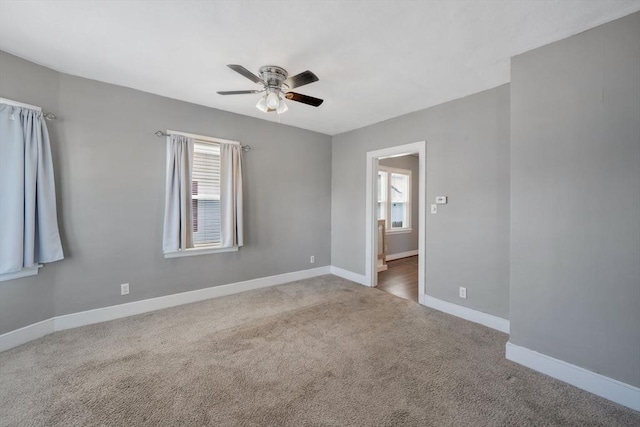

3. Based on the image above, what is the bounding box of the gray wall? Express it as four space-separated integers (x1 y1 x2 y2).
510 12 640 387
332 85 511 319
379 155 419 256
0 51 332 334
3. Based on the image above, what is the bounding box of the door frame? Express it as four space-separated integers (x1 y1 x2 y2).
365 141 426 305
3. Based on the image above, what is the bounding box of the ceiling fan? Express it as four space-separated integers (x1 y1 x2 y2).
217 64 323 114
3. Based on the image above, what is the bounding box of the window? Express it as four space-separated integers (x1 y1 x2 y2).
378 166 411 233
377 169 387 223
162 130 244 258
192 141 222 246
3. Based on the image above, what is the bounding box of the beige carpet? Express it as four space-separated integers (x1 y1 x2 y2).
1 275 638 426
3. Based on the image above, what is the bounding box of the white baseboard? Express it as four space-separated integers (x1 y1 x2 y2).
0 318 55 352
0 266 331 352
506 342 640 412
386 250 418 261
424 295 510 334
330 266 369 286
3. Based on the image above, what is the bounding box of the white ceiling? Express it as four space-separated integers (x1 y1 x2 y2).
1 1 638 135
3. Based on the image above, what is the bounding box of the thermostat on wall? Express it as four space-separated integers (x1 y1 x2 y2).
436 196 448 204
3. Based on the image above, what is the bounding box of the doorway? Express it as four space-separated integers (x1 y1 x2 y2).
365 141 426 305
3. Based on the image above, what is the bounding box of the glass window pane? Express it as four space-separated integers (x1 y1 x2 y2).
391 202 406 228
377 171 387 221
390 173 408 203
377 171 387 202
192 142 221 246
378 202 386 221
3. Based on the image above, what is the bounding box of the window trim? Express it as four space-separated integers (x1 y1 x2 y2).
386 228 413 235
164 246 238 259
166 129 240 146
378 165 412 233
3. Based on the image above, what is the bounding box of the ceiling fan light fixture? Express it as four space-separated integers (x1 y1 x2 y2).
266 91 280 109
276 98 288 114
256 95 268 112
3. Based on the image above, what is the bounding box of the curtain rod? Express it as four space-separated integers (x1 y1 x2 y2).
0 97 57 120
154 130 251 152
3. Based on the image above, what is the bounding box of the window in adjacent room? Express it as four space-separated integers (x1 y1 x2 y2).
377 166 411 233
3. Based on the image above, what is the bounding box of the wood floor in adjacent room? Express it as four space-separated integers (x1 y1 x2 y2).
377 255 418 302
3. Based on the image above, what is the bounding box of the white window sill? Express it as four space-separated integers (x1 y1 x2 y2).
0 265 43 282
386 228 413 235
164 246 239 259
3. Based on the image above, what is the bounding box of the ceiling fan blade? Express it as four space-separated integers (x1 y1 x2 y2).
227 64 265 85
217 90 262 95
284 92 324 107
283 70 319 89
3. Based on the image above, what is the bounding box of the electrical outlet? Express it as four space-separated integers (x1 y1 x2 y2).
459 287 467 299
121 283 129 295
310 256 315 264
431 204 437 214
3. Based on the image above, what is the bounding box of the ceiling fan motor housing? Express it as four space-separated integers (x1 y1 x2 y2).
259 65 288 90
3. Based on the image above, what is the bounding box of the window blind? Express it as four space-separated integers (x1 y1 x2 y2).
192 141 221 246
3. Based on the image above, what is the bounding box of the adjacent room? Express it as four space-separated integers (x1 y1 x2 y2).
1 1 639 426
376 153 420 303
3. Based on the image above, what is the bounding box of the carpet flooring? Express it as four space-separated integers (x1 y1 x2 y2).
1 275 638 426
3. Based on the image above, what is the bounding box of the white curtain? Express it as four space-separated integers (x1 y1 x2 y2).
220 143 243 248
0 104 64 274
162 134 194 253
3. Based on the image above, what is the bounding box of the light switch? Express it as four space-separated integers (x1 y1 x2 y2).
431 204 437 214
436 196 448 204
